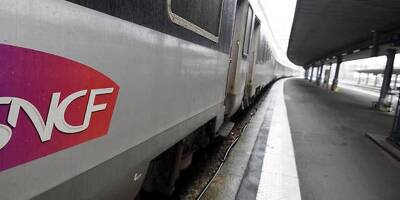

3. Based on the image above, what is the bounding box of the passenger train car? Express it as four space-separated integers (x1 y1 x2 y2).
0 0 296 199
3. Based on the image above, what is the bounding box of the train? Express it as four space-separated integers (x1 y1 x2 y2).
0 0 297 199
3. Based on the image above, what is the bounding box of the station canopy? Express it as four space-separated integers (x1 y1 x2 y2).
287 0 400 68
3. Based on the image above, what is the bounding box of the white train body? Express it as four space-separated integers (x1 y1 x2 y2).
0 0 297 199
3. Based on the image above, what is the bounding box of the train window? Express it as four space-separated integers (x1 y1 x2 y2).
65 0 226 52
66 0 116 15
256 37 265 64
243 6 253 56
167 0 224 42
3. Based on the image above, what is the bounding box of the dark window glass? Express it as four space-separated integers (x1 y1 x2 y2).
66 0 116 15
257 36 265 63
65 0 230 53
170 0 223 36
256 34 272 64
243 6 253 56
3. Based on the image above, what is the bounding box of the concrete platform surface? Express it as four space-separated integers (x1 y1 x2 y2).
285 79 400 200
204 79 301 200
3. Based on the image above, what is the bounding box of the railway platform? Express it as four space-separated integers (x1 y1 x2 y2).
203 78 400 200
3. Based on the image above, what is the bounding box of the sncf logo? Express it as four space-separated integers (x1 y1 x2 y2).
0 44 119 172
0 88 114 148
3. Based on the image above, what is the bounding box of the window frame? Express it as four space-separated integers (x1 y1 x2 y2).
242 5 254 57
166 0 224 43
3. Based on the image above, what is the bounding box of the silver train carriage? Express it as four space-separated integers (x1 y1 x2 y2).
0 0 296 199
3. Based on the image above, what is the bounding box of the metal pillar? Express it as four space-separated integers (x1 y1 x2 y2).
317 64 324 86
374 74 378 87
366 73 370 85
377 49 396 108
304 68 309 80
389 94 400 144
358 73 361 84
323 63 332 88
310 67 314 82
331 56 342 91
328 64 332 87
389 57 400 144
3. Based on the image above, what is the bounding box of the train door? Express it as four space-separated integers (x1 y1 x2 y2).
244 17 261 106
224 0 250 117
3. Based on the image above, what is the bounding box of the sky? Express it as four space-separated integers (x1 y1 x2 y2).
259 0 297 59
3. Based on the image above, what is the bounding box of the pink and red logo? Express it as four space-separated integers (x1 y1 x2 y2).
0 44 119 172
